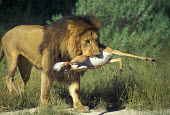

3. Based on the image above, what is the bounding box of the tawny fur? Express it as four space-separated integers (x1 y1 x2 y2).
0 15 102 112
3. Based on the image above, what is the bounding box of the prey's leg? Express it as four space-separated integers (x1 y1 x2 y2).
71 64 90 72
70 55 88 64
107 58 123 70
53 55 88 72
104 47 155 61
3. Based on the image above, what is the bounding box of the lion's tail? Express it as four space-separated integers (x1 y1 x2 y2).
0 48 4 62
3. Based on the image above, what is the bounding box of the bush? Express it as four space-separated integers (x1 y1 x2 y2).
75 0 170 57
74 0 170 110
0 27 7 40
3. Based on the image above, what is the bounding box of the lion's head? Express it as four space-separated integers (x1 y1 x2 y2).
40 15 101 63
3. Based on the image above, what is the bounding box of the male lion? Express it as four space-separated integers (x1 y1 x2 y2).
0 15 101 112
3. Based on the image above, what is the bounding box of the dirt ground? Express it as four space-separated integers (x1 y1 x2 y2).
80 108 170 115
1 107 170 115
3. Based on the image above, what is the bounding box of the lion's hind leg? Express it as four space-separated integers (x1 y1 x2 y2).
5 52 19 94
18 55 33 94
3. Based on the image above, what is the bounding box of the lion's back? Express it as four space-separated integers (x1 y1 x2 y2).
2 25 44 68
2 25 43 44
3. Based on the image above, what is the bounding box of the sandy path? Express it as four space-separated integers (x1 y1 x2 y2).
80 108 170 115
0 108 169 115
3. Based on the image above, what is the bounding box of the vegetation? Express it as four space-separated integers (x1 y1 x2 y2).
76 0 170 56
0 0 170 113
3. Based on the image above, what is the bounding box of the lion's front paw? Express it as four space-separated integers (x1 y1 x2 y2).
75 106 90 113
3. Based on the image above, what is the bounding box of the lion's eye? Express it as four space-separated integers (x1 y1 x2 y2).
85 40 90 44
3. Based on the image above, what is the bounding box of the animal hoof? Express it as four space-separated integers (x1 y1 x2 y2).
151 59 156 62
146 58 156 62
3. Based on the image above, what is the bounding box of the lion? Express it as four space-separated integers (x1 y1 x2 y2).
53 47 155 72
0 15 102 112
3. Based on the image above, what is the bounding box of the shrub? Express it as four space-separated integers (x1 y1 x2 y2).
75 0 170 57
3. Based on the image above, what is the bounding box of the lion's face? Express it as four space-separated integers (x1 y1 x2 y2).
80 30 101 57
66 18 101 58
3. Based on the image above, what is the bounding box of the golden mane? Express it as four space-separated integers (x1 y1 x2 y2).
39 15 101 63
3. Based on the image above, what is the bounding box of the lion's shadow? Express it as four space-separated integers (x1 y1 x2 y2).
53 72 135 111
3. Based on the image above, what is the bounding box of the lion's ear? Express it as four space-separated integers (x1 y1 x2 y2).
67 20 77 30
91 17 101 29
67 20 85 31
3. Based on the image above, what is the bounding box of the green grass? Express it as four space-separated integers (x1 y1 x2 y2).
80 57 170 110
0 50 170 113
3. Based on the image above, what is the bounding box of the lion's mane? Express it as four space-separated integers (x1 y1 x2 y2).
39 15 100 83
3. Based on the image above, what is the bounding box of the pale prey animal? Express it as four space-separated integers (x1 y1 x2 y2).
53 47 155 72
